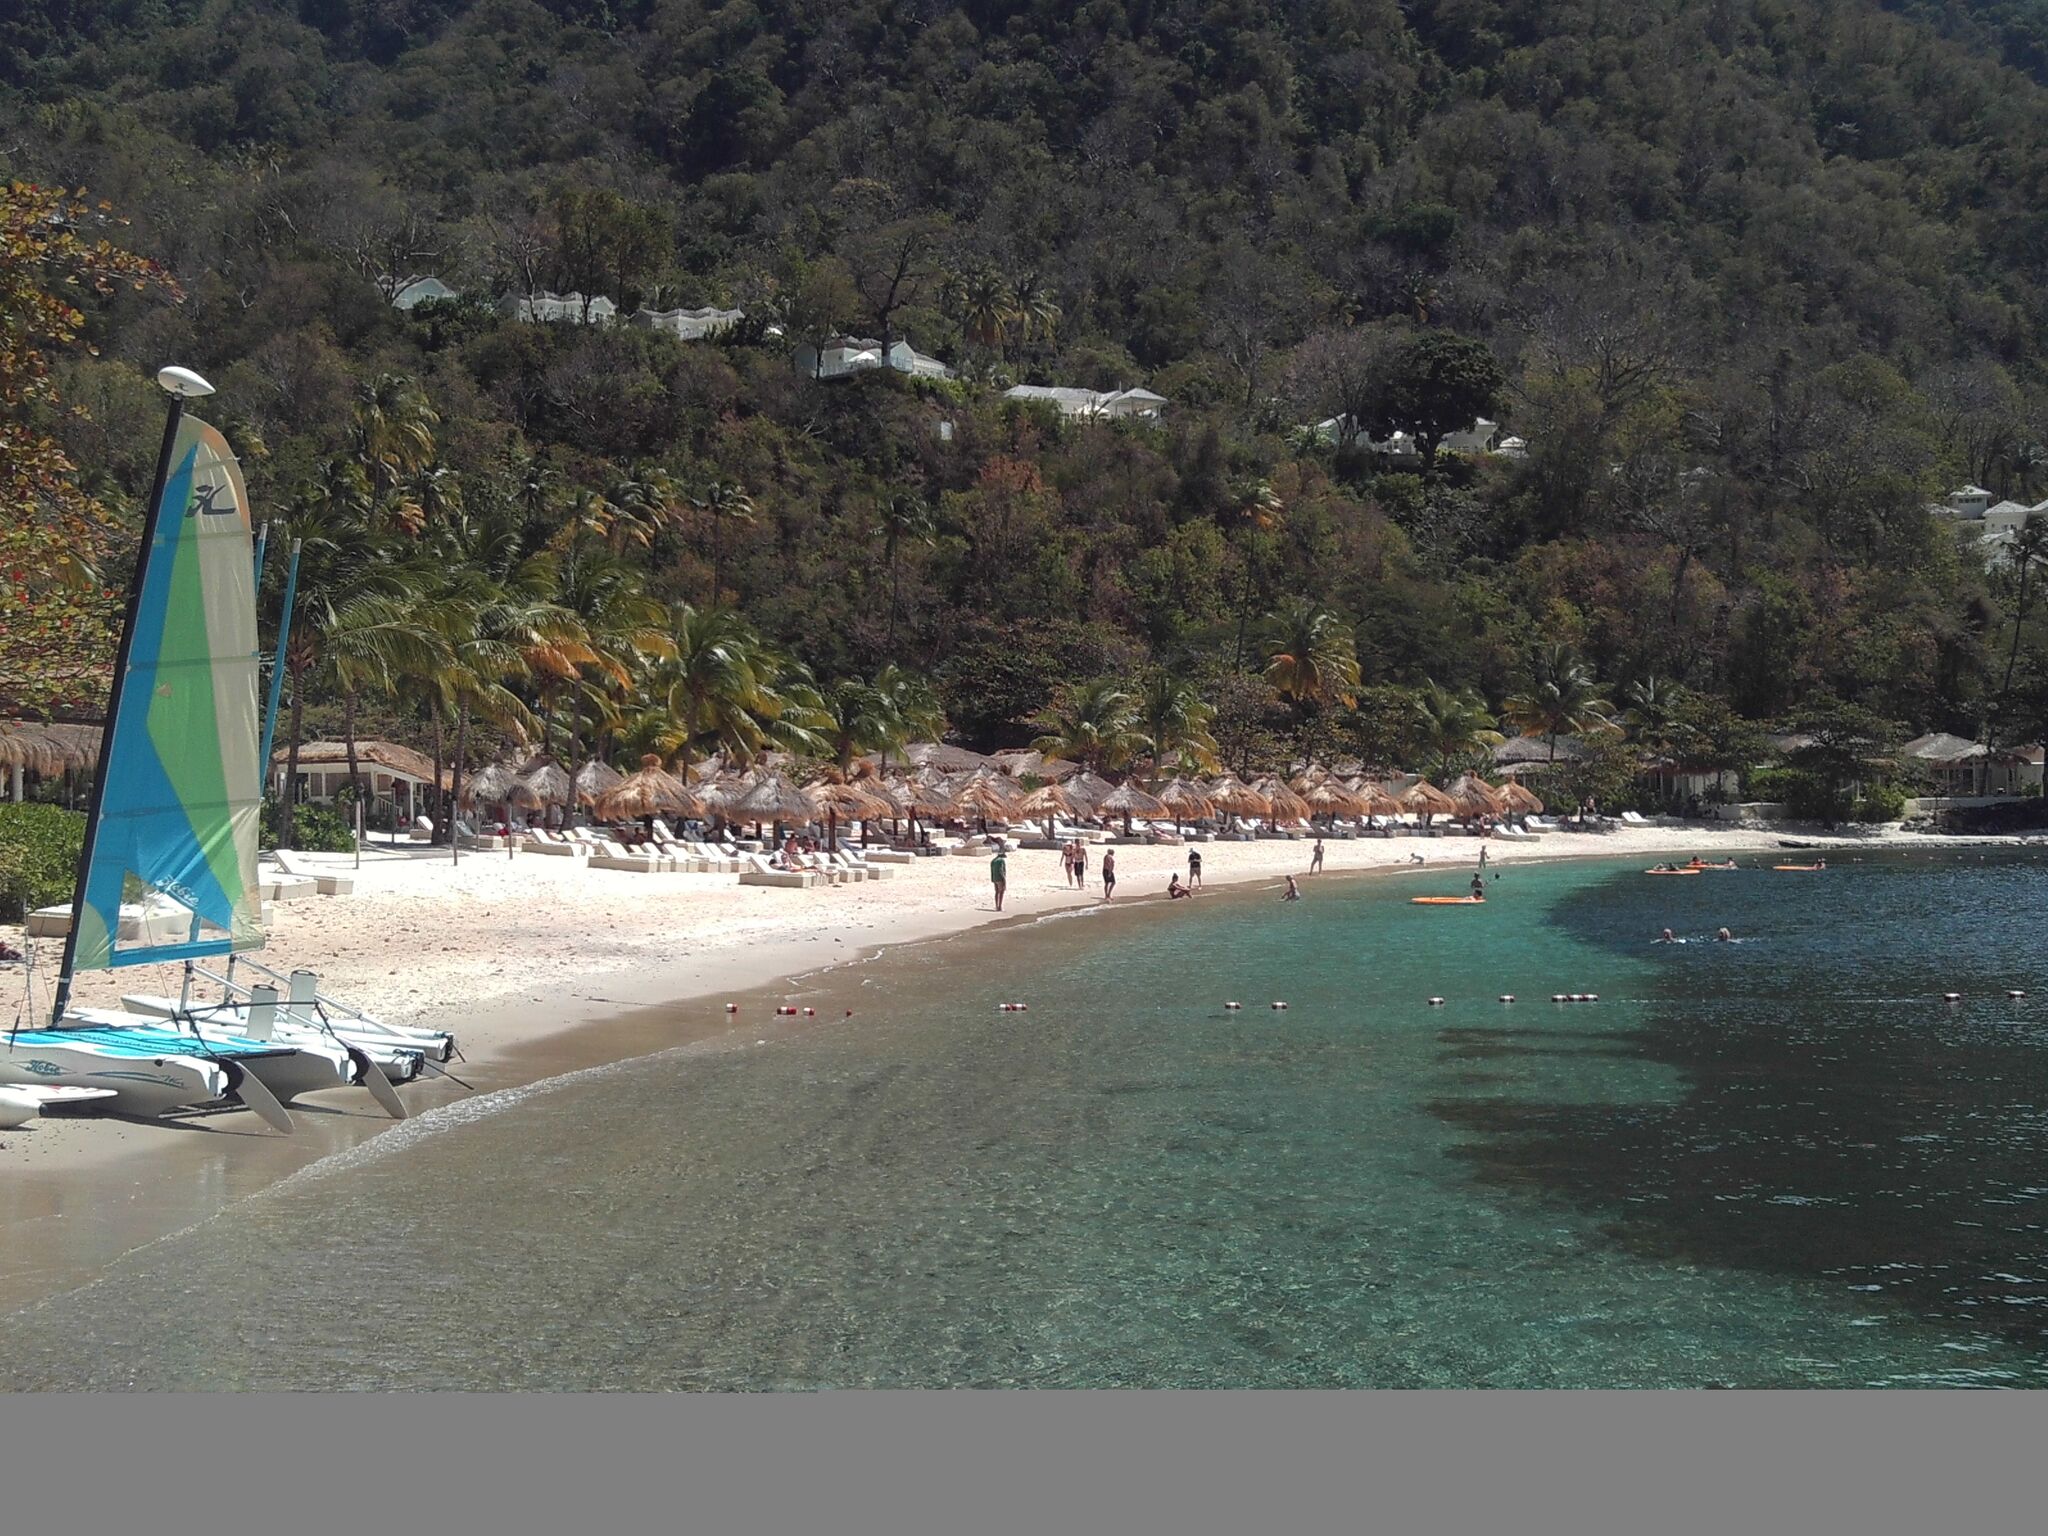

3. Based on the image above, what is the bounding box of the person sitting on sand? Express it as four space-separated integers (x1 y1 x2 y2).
1409 852 1426 865
1167 873 1192 899
1282 875 1301 901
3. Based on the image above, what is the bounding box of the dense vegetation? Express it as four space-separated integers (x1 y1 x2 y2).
5 0 2048 822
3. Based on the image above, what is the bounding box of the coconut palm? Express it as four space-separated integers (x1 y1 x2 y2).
1621 675 1689 759
1998 514 2048 725
1412 679 1504 782
1504 645 1618 765
875 493 936 647
1007 275 1061 355
872 664 947 772
352 372 439 494
691 480 756 604
646 603 824 773
1230 478 1285 669
1263 601 1362 712
1030 679 1147 774
946 267 1013 352
1139 670 1220 785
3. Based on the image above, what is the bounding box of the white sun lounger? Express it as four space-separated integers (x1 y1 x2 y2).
270 849 355 895
738 853 816 889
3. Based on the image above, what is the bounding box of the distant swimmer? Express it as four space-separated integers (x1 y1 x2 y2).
1470 872 1486 901
1816 859 1826 870
1282 875 1301 902
1658 928 1676 943
1717 927 1733 942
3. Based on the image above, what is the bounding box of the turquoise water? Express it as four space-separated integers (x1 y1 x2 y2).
5 850 2047 1388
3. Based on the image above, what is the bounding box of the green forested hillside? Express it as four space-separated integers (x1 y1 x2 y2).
5 1 2048 793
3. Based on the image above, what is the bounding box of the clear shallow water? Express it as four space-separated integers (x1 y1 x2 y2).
6 850 2048 1389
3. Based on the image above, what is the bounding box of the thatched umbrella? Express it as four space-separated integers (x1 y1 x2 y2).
1354 779 1404 819
1062 769 1116 815
807 779 892 851
1445 773 1507 821
0 721 102 776
460 758 518 808
1095 781 1167 837
1303 780 1367 825
1155 777 1216 832
1499 778 1544 817
573 758 624 808
1397 778 1458 823
515 757 574 824
595 754 698 827
1206 774 1271 828
1254 777 1313 825
950 772 1019 833
733 772 814 838
1016 781 1078 838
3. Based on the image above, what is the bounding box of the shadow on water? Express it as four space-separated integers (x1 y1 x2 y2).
1431 851 2048 1358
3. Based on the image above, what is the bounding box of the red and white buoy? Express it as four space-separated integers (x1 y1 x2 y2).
1427 997 1446 1007
1224 1002 1243 1011
725 1003 738 1013
1270 1001 1288 1011
1499 995 1516 1004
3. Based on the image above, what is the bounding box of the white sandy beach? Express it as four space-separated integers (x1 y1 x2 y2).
0 820 2038 1308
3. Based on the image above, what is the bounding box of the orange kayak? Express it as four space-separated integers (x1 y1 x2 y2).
1412 896 1485 905
1645 869 1702 876
1773 864 1825 871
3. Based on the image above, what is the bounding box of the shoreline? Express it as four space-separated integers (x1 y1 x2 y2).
3 821 2040 1314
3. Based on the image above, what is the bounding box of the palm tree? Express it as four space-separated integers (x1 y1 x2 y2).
946 267 1013 352
352 373 439 494
1138 670 1220 786
1263 600 1361 767
649 603 791 773
872 663 946 773
550 546 668 762
875 493 936 647
1504 645 1618 766
320 588 448 817
1230 479 1284 670
1008 276 1060 353
1998 514 2048 726
691 480 756 604
1030 679 1146 774
1412 680 1504 782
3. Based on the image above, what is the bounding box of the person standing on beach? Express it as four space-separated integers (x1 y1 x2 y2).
1188 847 1203 890
990 844 1008 911
1074 841 1089 891
1102 847 1117 900
1310 838 1325 874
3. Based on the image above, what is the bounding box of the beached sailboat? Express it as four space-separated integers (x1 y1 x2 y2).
1 368 400 1128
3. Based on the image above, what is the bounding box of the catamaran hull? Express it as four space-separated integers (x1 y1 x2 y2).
117 996 425 1086
0 1044 232 1119
66 1008 349 1105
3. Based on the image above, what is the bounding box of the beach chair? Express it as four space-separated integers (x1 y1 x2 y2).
738 853 816 889
1618 810 1652 827
271 849 355 895
256 860 319 901
839 847 894 879
588 837 666 873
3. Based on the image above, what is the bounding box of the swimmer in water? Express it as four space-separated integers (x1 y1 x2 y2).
1469 872 1486 900
1658 928 1676 942
1716 927 1733 942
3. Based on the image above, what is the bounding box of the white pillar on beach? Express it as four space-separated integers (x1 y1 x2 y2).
8 763 20 803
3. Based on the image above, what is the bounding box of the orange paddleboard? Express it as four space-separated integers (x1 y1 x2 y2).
1773 864 1825 871
1645 869 1702 876
1412 896 1485 905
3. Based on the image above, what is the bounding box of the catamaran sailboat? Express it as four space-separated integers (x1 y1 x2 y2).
1 367 418 1130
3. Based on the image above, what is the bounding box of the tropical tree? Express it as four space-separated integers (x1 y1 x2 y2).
1030 679 1146 774
1621 675 1688 755
1262 600 1362 766
1138 670 1220 785
649 604 791 772
1997 515 2048 728
875 493 936 647
945 266 1013 352
1229 478 1285 669
1504 645 1618 766
351 372 439 494
872 663 947 771
1412 680 1504 781
691 480 756 604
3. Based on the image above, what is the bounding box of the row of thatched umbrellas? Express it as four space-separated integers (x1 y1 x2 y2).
460 752 1543 844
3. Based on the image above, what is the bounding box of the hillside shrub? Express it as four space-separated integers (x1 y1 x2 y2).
0 804 85 922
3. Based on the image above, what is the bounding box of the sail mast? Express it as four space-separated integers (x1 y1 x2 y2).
50 367 216 1024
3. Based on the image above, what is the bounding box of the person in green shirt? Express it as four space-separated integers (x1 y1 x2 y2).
990 845 1008 911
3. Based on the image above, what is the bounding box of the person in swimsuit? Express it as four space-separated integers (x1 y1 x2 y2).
1074 843 1088 889
1470 872 1486 901
1168 873 1192 899
1716 927 1733 942
1310 838 1324 874
989 844 1008 911
1188 848 1202 889
1101 847 1116 900
1282 874 1301 901
1062 839 1078 887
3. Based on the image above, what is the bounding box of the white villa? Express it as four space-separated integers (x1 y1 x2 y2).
504 291 617 324
630 305 745 340
271 740 448 815
794 336 954 380
1929 485 2047 564
391 275 460 310
1310 415 1509 460
1899 733 2045 798
1003 384 1168 419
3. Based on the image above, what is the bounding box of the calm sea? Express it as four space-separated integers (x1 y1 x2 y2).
6 848 2047 1389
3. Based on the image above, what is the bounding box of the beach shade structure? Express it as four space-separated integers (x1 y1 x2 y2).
732 772 815 836
573 757 624 809
1303 780 1368 825
899 741 995 774
1016 781 1079 837
459 758 523 817
1444 773 1508 821
0 720 103 776
1095 781 1168 836
1397 778 1458 822
515 757 574 815
1356 779 1404 819
1205 774 1272 828
594 754 698 825
1062 769 1117 816
1155 777 1217 832
1253 777 1313 826
1498 778 1545 817
950 770 1021 832
806 779 892 851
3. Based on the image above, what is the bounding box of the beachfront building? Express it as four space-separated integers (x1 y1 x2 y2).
1492 734 1588 776
504 291 617 324
1003 385 1169 419
0 718 101 804
390 275 460 310
1898 733 2045 797
272 740 448 819
630 305 744 340
794 336 954 381
1307 415 1509 461
1931 485 1996 520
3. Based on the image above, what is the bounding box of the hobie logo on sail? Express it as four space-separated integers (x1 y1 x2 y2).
189 482 233 518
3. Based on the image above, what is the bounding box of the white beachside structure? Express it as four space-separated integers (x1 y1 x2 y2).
504 291 617 324
630 305 745 340
390 275 460 310
794 336 953 380
1898 732 2045 797
1003 384 1168 419
1309 415 1508 460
